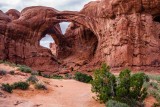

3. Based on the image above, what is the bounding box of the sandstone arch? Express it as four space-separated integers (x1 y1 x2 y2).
0 0 160 74
0 6 99 74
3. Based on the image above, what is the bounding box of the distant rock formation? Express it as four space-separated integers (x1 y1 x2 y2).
50 43 57 56
0 0 160 74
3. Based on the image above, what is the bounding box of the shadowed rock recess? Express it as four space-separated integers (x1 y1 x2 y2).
0 0 160 74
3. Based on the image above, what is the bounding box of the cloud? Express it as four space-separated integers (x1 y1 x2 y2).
0 0 96 12
40 41 52 48
40 35 54 48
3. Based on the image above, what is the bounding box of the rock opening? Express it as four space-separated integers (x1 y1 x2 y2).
60 22 70 34
153 15 160 23
40 34 54 49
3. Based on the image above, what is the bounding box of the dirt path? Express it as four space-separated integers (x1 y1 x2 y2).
1 63 157 107
0 64 104 107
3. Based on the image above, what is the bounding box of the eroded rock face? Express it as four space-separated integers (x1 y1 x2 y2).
0 0 160 74
0 7 63 73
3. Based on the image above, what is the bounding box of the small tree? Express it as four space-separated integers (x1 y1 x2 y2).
91 64 116 103
116 69 131 100
129 72 148 101
91 63 148 106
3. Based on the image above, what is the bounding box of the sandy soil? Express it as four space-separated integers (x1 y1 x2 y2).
0 64 158 107
0 64 104 107
144 96 158 107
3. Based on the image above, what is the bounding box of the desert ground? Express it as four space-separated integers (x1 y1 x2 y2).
0 64 159 107
0 64 104 107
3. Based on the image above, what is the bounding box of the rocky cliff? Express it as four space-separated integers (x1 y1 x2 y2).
0 0 160 74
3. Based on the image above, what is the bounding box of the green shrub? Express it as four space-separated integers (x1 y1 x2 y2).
9 70 15 75
51 75 63 79
116 69 131 98
106 100 130 107
18 65 32 73
0 70 7 76
1 83 13 93
42 74 50 78
74 72 93 83
91 64 116 103
26 75 38 84
91 63 148 106
12 81 29 90
35 83 47 90
129 72 148 102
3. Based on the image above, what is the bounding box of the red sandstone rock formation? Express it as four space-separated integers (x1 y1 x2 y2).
0 0 160 74
50 43 57 56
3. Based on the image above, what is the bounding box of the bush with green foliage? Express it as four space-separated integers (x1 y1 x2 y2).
91 63 148 106
12 81 29 90
130 72 148 100
116 69 131 98
91 64 116 103
35 83 47 90
106 100 130 107
1 83 13 93
116 70 148 104
51 75 63 79
26 75 38 84
42 74 50 78
0 70 7 76
18 65 32 73
74 72 93 83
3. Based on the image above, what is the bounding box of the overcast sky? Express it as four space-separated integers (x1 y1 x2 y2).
0 0 96 48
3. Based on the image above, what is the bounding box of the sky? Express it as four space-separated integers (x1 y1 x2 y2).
0 0 96 48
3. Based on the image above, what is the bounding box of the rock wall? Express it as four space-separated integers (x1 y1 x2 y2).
99 14 160 72
0 0 160 74
0 7 63 73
